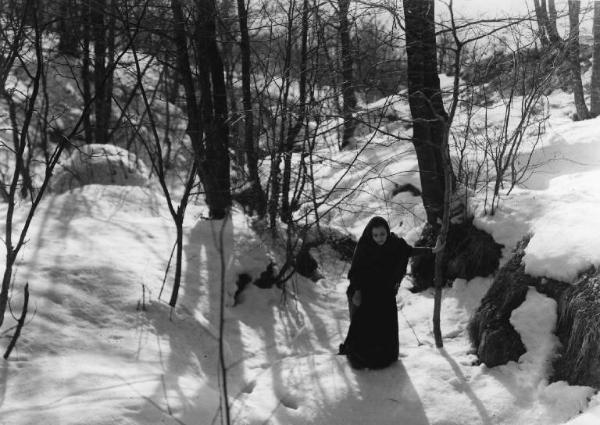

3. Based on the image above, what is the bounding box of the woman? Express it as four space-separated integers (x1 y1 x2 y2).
340 216 441 369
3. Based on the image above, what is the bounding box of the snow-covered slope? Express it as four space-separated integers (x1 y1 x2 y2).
2 80 600 424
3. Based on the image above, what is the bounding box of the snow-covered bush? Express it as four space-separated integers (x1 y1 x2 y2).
52 144 150 194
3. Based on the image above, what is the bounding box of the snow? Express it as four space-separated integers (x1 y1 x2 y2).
3 60 600 425
52 144 150 194
510 289 559 384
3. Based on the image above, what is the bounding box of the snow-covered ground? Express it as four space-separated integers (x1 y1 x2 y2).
2 80 600 425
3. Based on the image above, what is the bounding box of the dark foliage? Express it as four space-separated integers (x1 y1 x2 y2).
233 273 252 306
410 219 503 292
467 238 532 366
295 247 318 279
322 233 357 263
304 226 357 262
253 262 277 289
461 44 593 99
391 182 422 197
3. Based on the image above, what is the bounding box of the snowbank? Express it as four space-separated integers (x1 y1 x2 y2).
52 144 150 194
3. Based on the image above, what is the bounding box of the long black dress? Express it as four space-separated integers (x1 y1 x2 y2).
341 218 421 369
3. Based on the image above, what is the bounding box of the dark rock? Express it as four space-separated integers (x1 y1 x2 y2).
253 262 277 289
295 247 318 279
468 235 570 368
304 226 357 262
410 219 503 292
391 183 422 197
476 327 527 368
468 237 533 367
233 273 252 306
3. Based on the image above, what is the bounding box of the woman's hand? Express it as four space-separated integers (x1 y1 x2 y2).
352 290 362 306
432 236 445 254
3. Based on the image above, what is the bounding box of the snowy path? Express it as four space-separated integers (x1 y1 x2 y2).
0 186 596 425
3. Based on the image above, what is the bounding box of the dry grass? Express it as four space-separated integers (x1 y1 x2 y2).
553 268 600 387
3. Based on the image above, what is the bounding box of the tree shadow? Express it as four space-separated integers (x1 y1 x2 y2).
231 354 430 425
439 347 494 425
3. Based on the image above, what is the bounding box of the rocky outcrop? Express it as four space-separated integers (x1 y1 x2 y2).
410 219 503 292
468 236 570 368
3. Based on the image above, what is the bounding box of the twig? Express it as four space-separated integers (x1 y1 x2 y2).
159 240 177 300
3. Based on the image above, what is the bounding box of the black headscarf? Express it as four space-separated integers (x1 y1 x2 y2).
347 216 411 293
358 216 390 247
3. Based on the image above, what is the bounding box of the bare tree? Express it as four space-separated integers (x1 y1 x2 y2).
125 27 198 308
403 0 449 226
236 0 267 216
0 0 67 332
338 0 357 148
170 0 232 219
534 0 590 119
567 0 590 120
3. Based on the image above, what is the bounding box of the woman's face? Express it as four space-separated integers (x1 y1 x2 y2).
371 226 388 246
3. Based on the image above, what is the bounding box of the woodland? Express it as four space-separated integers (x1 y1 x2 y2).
2 0 600 424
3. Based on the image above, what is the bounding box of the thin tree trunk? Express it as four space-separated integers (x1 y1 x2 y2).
533 0 551 47
196 0 232 219
92 0 107 143
102 0 116 144
543 0 562 44
281 0 309 223
169 219 184 307
268 1 295 231
237 0 266 216
338 0 357 149
568 0 590 120
3 283 29 359
57 0 79 56
591 1 600 116
547 0 561 43
82 0 92 143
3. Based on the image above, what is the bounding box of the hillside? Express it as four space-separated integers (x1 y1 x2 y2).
1 82 600 423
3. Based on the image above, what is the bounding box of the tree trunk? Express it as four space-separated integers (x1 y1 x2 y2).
57 0 79 56
82 0 92 144
568 0 590 120
237 0 266 216
591 1 600 116
196 0 232 219
169 219 184 307
171 0 231 219
281 0 309 223
543 0 562 44
103 0 116 143
338 0 357 149
533 0 551 47
91 0 109 143
403 0 449 225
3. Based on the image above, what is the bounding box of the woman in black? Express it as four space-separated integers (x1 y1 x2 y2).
339 216 440 369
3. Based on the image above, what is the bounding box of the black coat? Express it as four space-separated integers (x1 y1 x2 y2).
347 232 413 298
342 217 429 369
